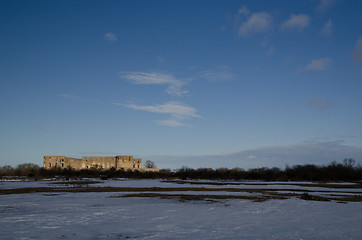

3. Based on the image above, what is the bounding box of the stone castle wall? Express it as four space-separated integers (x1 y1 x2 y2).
43 155 143 171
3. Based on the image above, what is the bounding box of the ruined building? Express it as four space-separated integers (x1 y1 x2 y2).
43 155 144 171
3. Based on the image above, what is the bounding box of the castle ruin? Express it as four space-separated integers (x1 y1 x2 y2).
43 155 148 171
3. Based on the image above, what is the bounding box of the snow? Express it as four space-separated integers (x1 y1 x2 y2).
1 179 362 239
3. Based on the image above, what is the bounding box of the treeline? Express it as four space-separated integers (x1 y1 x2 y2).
1 159 361 181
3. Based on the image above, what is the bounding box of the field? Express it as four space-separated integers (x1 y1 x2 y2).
1 178 362 239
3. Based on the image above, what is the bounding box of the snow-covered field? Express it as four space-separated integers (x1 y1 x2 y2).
1 179 362 239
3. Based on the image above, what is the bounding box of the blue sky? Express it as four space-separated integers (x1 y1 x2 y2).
1 0 362 169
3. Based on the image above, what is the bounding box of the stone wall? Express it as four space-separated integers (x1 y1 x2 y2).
43 155 144 171
81 156 116 170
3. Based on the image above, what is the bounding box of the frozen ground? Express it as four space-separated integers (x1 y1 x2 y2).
1 179 362 240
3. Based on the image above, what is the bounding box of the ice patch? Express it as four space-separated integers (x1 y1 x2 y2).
1 179 362 239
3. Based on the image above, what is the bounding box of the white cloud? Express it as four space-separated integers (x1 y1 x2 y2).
305 58 331 71
200 66 234 82
119 101 200 127
237 6 250 16
123 101 199 118
104 32 117 42
119 72 188 96
281 14 310 31
352 36 362 62
320 20 332 35
316 0 337 11
239 12 273 37
247 155 256 160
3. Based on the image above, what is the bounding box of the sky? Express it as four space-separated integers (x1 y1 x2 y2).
1 0 362 170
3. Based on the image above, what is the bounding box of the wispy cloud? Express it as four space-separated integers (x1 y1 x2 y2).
200 66 234 82
119 72 188 97
309 98 333 111
123 101 199 118
117 101 200 127
237 6 250 16
316 0 337 11
281 14 310 31
247 155 256 160
352 36 362 62
104 32 117 42
320 20 333 35
237 7 273 37
305 58 331 71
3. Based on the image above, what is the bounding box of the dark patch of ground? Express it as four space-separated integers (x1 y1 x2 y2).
162 180 362 189
1 184 361 203
110 193 286 202
50 180 102 185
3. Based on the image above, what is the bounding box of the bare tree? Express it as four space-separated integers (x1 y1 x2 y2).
343 158 356 168
144 160 156 168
